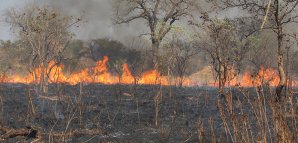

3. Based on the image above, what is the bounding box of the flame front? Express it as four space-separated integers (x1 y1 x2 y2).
240 67 280 87
4 56 291 87
7 56 172 86
203 67 281 87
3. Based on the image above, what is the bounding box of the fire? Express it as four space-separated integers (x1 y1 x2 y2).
189 66 283 87
139 70 169 85
48 61 68 83
9 60 67 84
240 67 280 87
3 56 290 87
121 63 134 84
5 56 174 86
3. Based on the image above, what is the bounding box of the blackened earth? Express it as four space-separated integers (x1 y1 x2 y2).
0 83 295 143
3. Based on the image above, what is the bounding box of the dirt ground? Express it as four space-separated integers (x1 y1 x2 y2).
0 83 297 143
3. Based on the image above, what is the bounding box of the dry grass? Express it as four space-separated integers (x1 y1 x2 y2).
198 84 298 143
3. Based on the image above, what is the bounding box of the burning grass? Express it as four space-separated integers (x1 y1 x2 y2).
1 55 292 88
7 56 173 86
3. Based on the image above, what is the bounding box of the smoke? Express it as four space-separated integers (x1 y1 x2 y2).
0 0 246 46
39 0 148 46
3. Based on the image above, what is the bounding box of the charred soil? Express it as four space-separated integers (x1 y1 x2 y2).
0 84 297 142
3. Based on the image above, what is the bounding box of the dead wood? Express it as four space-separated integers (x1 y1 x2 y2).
0 125 38 140
0 124 101 141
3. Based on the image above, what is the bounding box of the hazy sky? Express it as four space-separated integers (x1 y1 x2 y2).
0 0 29 40
0 0 148 45
0 0 242 46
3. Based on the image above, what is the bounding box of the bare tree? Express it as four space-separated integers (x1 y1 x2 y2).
218 0 298 100
7 5 80 95
163 38 197 87
114 0 195 69
110 59 126 83
127 41 148 86
196 18 245 95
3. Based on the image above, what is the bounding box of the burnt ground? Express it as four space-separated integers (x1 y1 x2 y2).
0 83 297 143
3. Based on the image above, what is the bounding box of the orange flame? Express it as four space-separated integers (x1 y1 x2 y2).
5 56 177 86
3 56 292 87
121 63 134 84
240 67 280 87
205 67 281 87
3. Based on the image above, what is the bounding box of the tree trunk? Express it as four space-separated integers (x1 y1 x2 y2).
218 62 225 96
274 1 286 101
285 47 290 95
152 40 160 128
178 77 183 88
152 42 160 71
276 33 286 101
276 54 286 101
40 63 45 96
40 61 49 96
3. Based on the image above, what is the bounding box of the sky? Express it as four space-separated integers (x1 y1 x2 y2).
0 0 148 45
0 0 242 46
0 0 29 40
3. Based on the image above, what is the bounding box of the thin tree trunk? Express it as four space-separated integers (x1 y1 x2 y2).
40 62 45 96
152 40 160 128
41 62 49 96
152 42 160 71
276 31 286 101
285 47 290 95
275 1 286 101
276 54 286 101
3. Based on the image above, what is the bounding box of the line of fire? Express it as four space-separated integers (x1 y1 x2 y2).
3 55 288 87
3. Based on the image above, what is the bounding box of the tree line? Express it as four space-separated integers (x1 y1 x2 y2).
0 1 298 99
